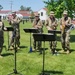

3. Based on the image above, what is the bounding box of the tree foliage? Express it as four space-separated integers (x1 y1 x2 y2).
0 5 3 10
43 0 75 18
20 5 32 11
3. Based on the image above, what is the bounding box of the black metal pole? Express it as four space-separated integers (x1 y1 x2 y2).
30 33 31 47
8 26 22 75
29 32 32 52
42 41 45 75
14 35 17 73
8 31 9 50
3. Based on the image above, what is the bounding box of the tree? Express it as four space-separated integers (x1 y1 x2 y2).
43 0 57 14
43 0 75 18
26 7 32 11
20 5 32 11
64 0 75 18
20 5 26 11
0 5 3 10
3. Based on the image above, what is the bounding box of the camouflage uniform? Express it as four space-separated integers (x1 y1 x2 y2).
0 19 4 55
33 14 43 52
9 13 21 49
60 11 71 53
45 11 58 54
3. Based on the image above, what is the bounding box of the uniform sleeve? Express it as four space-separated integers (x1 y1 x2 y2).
45 19 49 26
69 17 71 24
32 19 36 28
17 17 21 23
59 18 63 30
38 20 43 28
53 19 58 27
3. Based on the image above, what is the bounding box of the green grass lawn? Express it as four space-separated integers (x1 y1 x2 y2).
0 20 75 75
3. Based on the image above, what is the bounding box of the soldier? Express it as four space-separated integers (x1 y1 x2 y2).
45 11 58 54
33 13 43 54
9 12 21 50
60 10 71 54
0 16 7 57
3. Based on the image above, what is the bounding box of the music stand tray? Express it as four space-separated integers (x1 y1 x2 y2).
6 27 14 31
33 33 55 75
33 33 55 41
23 28 38 33
23 28 38 52
48 30 61 34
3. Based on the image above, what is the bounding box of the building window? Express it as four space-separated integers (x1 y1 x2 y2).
41 12 43 16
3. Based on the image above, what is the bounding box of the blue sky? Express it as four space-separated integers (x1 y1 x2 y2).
0 0 46 11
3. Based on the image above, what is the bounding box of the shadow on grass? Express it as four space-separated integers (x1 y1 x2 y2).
39 70 63 75
56 48 61 51
2 53 14 57
56 49 75 55
70 49 75 53
40 48 48 51
20 46 28 49
32 48 48 52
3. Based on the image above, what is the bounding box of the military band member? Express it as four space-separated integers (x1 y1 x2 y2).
60 10 71 54
33 13 43 54
0 16 7 57
45 11 58 54
9 12 21 50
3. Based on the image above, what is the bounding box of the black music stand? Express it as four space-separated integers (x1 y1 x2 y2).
48 30 61 34
8 26 22 75
33 33 55 75
6 27 14 50
23 28 38 52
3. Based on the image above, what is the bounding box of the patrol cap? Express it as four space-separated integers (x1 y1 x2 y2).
50 11 55 15
63 10 68 15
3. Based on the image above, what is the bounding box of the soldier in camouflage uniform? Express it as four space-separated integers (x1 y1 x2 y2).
45 11 58 54
60 10 71 54
0 16 7 57
33 13 43 54
9 12 21 50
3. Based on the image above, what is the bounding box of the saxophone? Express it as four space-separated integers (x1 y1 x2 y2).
62 24 65 34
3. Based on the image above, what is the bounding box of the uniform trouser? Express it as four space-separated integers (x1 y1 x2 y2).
15 36 20 47
9 31 13 47
0 38 4 54
49 41 57 54
9 31 20 48
49 33 57 54
33 28 43 52
33 41 41 49
61 30 70 51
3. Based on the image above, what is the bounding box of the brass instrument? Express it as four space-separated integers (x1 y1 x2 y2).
61 24 65 34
